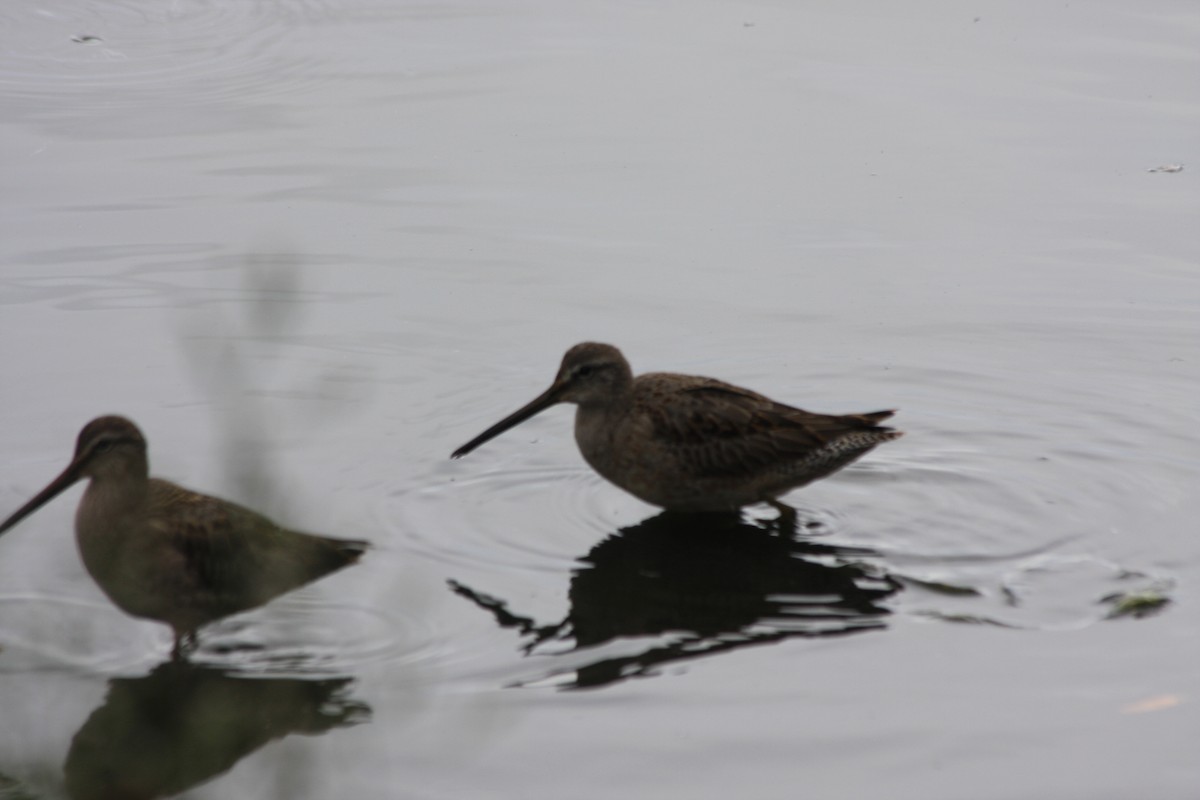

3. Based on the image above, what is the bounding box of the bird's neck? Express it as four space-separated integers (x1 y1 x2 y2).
78 472 151 529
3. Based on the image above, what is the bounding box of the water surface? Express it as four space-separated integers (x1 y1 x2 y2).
1 1 1197 798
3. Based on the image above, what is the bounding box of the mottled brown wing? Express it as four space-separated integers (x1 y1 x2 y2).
645 379 895 479
150 481 366 618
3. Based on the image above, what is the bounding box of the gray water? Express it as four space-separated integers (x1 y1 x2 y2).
1 1 1197 798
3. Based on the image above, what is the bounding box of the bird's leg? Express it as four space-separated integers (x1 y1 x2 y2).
765 498 799 536
171 629 198 661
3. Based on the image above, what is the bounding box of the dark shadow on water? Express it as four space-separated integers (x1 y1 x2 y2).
451 511 901 690
63 660 369 800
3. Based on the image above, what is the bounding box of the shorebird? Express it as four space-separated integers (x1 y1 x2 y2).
451 342 901 512
0 416 368 657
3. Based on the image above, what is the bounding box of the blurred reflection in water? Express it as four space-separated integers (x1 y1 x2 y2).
452 512 901 690
64 660 369 800
0 771 39 800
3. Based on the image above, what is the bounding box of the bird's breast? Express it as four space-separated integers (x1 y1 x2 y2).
572 405 680 505
74 482 149 576
573 405 617 473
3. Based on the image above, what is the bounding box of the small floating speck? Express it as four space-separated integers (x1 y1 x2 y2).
912 610 1016 627
1122 694 1183 714
71 34 103 44
899 575 982 597
1146 163 1184 173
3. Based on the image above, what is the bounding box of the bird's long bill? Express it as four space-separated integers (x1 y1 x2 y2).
451 383 565 459
0 458 86 536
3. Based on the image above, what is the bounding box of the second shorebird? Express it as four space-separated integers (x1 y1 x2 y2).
452 342 901 512
0 416 368 657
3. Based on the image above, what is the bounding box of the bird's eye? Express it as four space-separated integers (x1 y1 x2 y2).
93 440 114 454
575 365 594 378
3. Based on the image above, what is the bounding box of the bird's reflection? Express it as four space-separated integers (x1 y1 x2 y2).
64 659 369 800
451 511 901 689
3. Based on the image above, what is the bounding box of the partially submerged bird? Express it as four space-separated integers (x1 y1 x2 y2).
452 343 901 512
0 416 368 656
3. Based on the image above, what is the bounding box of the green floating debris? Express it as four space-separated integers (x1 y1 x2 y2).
1101 589 1171 620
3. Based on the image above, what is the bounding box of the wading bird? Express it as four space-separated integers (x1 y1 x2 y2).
452 343 901 513
0 416 368 657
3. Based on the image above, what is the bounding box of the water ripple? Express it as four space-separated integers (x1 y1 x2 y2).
190 595 424 674
875 355 1199 555
381 465 619 576
0 587 434 676
0 594 160 674
0 0 384 126
394 346 1195 636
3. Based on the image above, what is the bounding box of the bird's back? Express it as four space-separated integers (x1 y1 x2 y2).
635 373 897 471
582 372 900 510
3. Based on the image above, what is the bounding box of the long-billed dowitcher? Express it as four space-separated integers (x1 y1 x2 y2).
0 416 368 656
452 342 901 512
